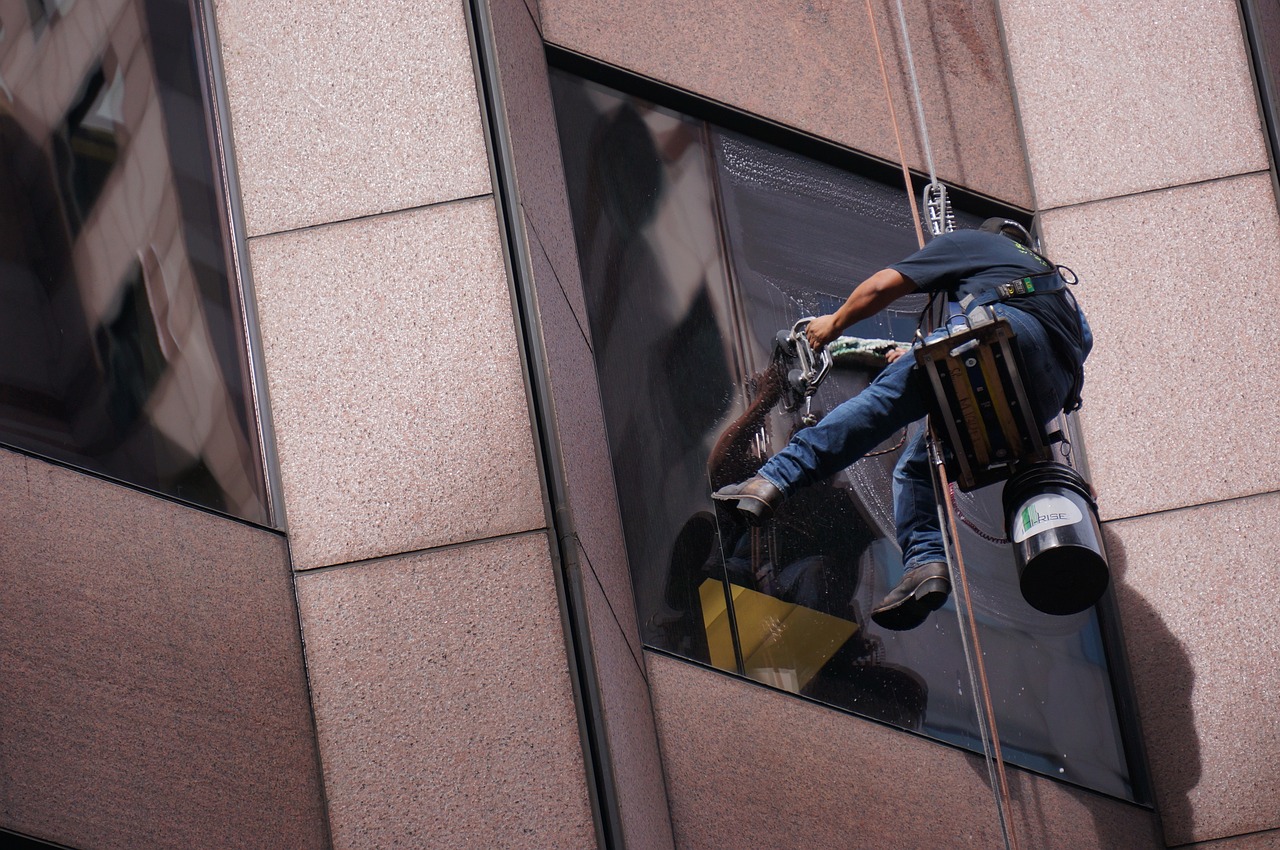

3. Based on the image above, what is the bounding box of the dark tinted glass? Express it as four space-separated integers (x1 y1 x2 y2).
1243 0 1280 171
0 0 270 524
552 69 1136 800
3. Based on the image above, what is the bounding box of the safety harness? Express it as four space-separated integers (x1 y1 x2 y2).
958 261 1087 414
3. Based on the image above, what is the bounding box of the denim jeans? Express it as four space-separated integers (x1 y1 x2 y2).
756 304 1078 572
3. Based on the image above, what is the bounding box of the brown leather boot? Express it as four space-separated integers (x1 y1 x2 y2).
711 476 784 526
871 561 951 631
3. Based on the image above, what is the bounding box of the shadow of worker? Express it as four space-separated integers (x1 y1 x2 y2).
1094 527 1199 846
993 528 1198 848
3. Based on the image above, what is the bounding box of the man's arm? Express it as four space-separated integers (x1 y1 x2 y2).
804 268 918 350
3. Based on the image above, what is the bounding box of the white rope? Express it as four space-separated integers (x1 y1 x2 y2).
891 0 956 235
893 0 937 186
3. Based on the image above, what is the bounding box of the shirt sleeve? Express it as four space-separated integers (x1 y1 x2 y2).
888 234 974 293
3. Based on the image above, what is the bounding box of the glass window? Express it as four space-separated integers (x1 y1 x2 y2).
1241 0 1280 173
551 68 1138 800
0 0 271 525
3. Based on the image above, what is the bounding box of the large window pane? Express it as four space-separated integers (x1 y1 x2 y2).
0 0 270 524
551 68 1136 800
1242 0 1280 173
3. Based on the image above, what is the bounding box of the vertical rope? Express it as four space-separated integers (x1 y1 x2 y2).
892 0 937 186
864 0 925 248
936 452 1021 850
865 2 1019 845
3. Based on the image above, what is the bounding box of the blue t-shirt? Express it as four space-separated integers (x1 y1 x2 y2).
890 229 1091 371
890 229 1052 301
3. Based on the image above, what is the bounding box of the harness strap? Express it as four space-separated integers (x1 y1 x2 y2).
958 269 1067 312
956 267 1088 413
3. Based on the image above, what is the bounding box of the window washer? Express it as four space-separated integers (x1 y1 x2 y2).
713 218 1093 631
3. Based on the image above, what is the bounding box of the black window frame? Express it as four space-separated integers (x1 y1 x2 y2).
547 47 1154 807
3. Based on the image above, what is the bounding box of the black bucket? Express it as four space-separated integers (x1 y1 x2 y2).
1002 462 1110 615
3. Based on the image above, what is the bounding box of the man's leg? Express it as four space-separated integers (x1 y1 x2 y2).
713 352 926 523
760 352 925 492
870 427 952 630
893 427 947 569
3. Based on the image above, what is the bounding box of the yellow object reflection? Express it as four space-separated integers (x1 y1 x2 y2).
699 579 858 691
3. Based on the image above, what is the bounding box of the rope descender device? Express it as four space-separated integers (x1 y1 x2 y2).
923 180 955 237
775 318 833 425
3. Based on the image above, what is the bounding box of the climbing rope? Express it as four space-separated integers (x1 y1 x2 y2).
888 0 954 237
864 0 925 248
936 453 1020 850
864 4 1017 849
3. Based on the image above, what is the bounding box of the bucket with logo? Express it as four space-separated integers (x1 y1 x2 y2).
1002 461 1109 615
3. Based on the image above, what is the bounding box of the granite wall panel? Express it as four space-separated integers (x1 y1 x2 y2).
646 651 1160 850
539 0 1034 208
0 450 328 850
294 533 595 850
248 199 544 570
487 0 593 338
525 229 640 658
212 0 492 235
998 0 1271 209
1038 174 1280 521
580 556 676 850
1105 494 1280 846
1183 829 1280 849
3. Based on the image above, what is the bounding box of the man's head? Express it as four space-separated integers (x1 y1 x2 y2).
979 217 1035 248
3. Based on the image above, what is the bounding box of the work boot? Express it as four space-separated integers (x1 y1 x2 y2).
711 476 784 526
871 561 951 631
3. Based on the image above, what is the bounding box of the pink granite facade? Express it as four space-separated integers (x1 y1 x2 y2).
6 0 1279 848
539 0 1035 208
0 449 328 850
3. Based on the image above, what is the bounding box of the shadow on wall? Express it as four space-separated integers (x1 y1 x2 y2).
1103 528 1199 846
956 529 1195 849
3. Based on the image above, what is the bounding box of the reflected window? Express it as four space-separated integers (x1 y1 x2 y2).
551 68 1139 800
0 0 270 524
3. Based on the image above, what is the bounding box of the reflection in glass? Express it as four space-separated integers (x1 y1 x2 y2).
0 1 269 524
551 69 1135 799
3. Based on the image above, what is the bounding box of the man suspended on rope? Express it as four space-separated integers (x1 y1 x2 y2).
712 218 1093 631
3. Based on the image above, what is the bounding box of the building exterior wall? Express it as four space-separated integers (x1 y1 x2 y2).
528 0 1280 848
0 449 329 850
0 0 325 846
1002 2 1280 846
211 0 599 848
4 0 1278 848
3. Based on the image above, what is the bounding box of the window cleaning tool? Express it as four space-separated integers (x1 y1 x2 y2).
774 319 903 425
1003 462 1109 615
774 318 833 423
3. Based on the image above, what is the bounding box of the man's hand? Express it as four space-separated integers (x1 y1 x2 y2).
805 314 844 350
885 345 907 364
803 269 916 352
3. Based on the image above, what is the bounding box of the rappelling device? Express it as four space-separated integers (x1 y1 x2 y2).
923 181 955 237
913 303 1109 616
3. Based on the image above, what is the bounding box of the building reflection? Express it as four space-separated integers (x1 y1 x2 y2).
0 0 268 523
